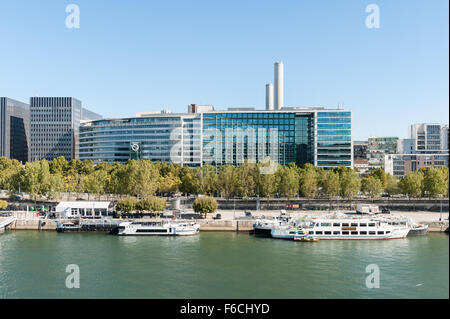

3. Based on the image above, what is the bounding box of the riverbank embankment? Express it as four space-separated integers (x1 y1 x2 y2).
3 210 449 232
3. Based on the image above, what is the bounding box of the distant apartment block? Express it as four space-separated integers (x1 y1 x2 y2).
367 137 401 171
385 153 449 178
0 97 31 163
353 141 368 160
408 123 449 154
30 97 101 161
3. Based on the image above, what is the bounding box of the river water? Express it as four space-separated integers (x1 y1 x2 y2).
0 231 448 299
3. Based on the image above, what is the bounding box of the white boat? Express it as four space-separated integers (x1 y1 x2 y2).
252 210 292 236
271 226 308 239
116 220 200 236
375 215 428 236
296 213 410 240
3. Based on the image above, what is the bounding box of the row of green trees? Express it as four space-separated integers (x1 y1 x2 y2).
115 196 218 218
0 156 448 200
115 196 167 214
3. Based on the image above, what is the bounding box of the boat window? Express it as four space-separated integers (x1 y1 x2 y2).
360 231 367 235
377 231 384 235
136 229 168 233
333 231 340 235
333 223 340 227
315 231 323 235
324 231 331 235
351 231 358 235
309 231 314 235
321 223 330 227
369 231 376 235
351 223 358 227
342 223 349 227
360 223 367 227
342 231 349 235
369 223 376 227
386 231 390 234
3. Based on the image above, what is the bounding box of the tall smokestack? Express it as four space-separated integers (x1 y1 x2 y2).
265 84 274 110
274 61 284 110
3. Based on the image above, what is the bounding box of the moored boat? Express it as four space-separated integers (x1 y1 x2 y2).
270 226 308 240
252 210 292 236
116 219 200 236
295 213 410 240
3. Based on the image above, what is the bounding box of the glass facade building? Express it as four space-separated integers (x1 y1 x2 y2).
316 111 352 167
79 107 353 168
79 114 202 166
0 97 31 163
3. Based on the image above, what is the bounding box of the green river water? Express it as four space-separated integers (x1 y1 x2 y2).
0 231 448 299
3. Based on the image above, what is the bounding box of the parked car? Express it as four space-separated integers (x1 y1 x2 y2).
381 208 391 214
245 211 252 218
213 213 222 220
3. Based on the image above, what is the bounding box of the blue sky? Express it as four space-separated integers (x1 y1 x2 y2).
0 0 448 140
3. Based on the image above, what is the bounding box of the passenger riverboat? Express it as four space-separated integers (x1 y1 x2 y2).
116 220 200 236
252 210 292 236
296 214 410 240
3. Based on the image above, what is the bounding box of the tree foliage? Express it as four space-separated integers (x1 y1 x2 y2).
193 196 218 218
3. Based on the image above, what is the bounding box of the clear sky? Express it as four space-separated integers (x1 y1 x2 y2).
0 0 448 140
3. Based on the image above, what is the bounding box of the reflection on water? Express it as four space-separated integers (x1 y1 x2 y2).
0 231 448 299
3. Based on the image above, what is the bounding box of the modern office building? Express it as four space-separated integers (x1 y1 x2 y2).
80 106 353 168
385 153 449 178
0 97 31 163
30 97 101 161
367 137 401 171
408 123 449 154
79 112 202 166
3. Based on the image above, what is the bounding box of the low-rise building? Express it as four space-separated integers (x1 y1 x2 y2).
384 153 449 178
55 201 113 218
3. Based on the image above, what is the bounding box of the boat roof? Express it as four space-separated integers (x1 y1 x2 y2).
56 201 111 210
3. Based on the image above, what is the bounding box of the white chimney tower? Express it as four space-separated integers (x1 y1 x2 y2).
274 61 284 110
265 83 274 110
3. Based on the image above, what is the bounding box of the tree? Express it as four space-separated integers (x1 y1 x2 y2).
83 170 109 200
0 200 7 210
257 166 278 198
276 165 299 198
49 156 69 176
298 164 317 198
422 167 447 198
399 171 423 198
158 173 181 194
137 197 167 215
384 174 399 196
193 196 218 218
217 165 236 198
339 168 361 199
320 170 340 199
369 168 387 188
47 174 65 200
124 160 160 197
179 171 198 195
235 161 257 198
193 165 217 196
116 197 139 214
361 176 383 198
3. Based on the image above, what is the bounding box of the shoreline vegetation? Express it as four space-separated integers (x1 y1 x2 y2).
0 157 448 204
